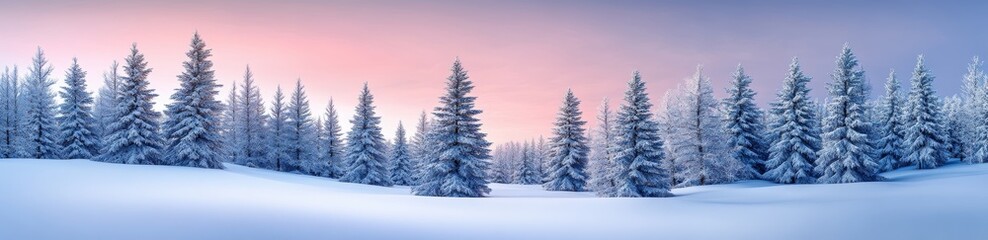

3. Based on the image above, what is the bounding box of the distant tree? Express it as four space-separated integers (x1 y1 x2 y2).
588 99 617 196
235 66 270 168
96 44 163 165
389 123 414 185
413 59 492 197
763 58 821 184
409 111 431 183
285 79 318 173
606 71 672 197
93 62 120 147
267 86 291 171
514 141 542 184
0 66 22 158
21 48 59 159
903 55 947 169
963 57 988 164
222 81 241 163
340 83 391 186
943 96 967 161
875 70 907 172
162 33 225 169
321 99 346 178
722 64 768 177
57 58 99 159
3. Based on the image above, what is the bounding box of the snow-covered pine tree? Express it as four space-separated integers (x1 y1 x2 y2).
56 58 99 159
815 45 880 184
514 141 542 184
903 55 948 169
285 79 317 173
665 67 741 187
96 44 163 165
222 81 241 163
162 33 225 169
412 59 492 197
93 62 120 146
409 111 431 183
943 96 967 161
606 71 672 197
588 98 618 196
875 70 907 172
489 142 515 183
0 67 22 158
963 57 988 164
763 58 821 184
389 123 414 185
722 64 768 177
340 83 391 186
543 89 590 191
267 86 291 171
236 66 269 168
310 116 327 175
21 48 59 159
321 99 345 178
535 136 549 182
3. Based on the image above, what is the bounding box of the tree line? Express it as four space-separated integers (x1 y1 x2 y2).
1 34 983 198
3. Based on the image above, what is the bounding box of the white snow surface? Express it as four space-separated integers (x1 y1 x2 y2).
1 158 986 240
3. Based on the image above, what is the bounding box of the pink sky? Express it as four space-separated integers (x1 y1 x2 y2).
1 1 985 143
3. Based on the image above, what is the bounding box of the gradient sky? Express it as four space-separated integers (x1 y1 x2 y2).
1 0 987 144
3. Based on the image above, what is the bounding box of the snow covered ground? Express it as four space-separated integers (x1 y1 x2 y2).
1 159 986 240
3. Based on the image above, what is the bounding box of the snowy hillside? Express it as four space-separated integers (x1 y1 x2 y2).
1 159 986 240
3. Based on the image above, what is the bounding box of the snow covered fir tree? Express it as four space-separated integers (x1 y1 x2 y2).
413 59 493 197
604 71 672 197
267 86 291 171
286 79 318 173
903 55 948 169
513 141 542 185
763 58 822 184
875 70 907 172
232 66 269 168
56 58 99 159
389 123 413 186
0 67 21 158
21 48 59 159
96 45 164 165
162 33 225 169
722 64 768 177
321 99 345 178
815 45 880 184
543 89 590 191
340 83 391 186
588 99 617 196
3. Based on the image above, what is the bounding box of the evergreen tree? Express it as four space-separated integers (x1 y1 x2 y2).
409 111 431 184
222 81 241 163
413 59 492 197
162 33 225 169
57 58 99 159
964 57 988 164
903 55 948 169
267 86 291 171
340 83 391 186
588 99 618 196
96 44 163 165
389 123 414 185
321 99 346 178
723 64 768 177
0 67 22 158
543 89 590 191
286 79 317 172
236 66 269 167
606 71 672 197
514 141 542 184
875 70 907 172
763 58 821 184
665 67 741 187
93 62 120 146
815 45 880 183
21 48 59 159
943 96 967 161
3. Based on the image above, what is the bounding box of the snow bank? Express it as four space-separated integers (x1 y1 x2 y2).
0 159 985 240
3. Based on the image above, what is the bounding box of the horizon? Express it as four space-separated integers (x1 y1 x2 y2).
2 0 987 144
